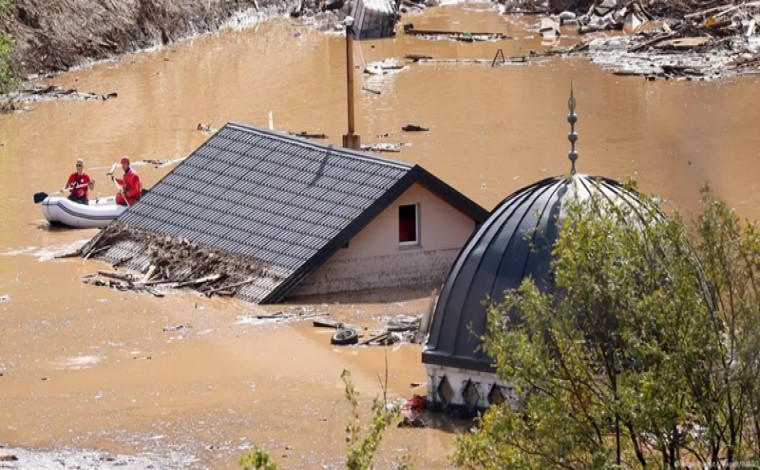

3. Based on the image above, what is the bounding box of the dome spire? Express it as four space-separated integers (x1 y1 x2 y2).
567 84 578 175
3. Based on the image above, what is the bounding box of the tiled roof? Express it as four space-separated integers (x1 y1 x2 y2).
110 122 488 303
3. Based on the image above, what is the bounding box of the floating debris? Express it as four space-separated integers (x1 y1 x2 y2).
361 142 409 153
2 85 117 103
196 122 218 133
530 0 760 80
403 23 511 42
363 59 408 75
237 306 327 324
404 53 433 62
331 328 359 345
288 131 329 139
163 323 191 333
134 156 189 169
491 48 529 66
402 124 428 132
0 446 197 468
359 314 422 346
0 101 32 114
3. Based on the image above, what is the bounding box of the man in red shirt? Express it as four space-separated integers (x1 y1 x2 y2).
111 156 142 206
64 158 95 204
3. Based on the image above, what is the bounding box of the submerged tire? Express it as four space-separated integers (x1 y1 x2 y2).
331 328 358 345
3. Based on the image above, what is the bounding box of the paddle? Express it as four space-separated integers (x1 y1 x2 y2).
108 163 130 207
33 183 90 204
34 190 58 204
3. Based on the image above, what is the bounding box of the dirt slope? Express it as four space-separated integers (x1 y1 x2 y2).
0 0 289 75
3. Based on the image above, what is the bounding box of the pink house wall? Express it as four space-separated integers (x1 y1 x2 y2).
291 183 478 297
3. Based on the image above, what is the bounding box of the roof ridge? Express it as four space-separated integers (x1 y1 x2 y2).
226 122 415 171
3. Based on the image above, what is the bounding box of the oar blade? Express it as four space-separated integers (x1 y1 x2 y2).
33 192 48 204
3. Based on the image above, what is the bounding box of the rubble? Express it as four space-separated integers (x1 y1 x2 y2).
80 223 271 298
516 0 760 80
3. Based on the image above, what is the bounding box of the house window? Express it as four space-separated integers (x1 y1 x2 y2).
399 204 419 245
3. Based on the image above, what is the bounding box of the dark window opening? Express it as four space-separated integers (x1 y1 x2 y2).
399 204 418 244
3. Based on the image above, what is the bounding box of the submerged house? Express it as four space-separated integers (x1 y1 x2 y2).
421 92 651 412
88 122 488 303
351 0 398 40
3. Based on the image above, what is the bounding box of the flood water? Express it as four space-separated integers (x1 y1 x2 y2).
1 2 760 468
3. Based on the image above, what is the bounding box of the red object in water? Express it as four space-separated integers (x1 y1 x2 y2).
403 394 427 411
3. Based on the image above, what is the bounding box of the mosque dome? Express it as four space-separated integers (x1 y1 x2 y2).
421 173 647 373
422 87 653 381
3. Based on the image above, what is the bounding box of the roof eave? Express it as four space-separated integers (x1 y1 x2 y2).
410 166 489 223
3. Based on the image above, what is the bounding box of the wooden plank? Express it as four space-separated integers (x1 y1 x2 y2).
658 37 710 50
313 319 341 329
174 273 223 288
96 270 134 282
204 278 256 295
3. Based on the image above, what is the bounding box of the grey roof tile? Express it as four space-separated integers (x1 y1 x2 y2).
113 122 487 303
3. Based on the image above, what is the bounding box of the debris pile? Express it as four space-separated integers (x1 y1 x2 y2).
364 315 422 345
80 223 271 298
312 314 423 346
533 0 760 80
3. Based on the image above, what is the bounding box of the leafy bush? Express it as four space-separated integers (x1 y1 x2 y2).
239 445 278 470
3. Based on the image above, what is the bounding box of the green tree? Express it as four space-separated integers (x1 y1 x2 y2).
455 182 760 469
0 0 18 94
342 369 402 470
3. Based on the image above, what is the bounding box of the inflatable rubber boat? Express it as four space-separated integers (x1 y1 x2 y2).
41 196 127 229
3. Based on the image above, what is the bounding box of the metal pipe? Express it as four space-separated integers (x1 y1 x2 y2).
342 22 361 150
346 25 355 136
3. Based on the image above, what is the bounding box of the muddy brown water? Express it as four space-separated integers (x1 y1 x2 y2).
1 3 760 469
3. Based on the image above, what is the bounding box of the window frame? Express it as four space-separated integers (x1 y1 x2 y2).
398 203 420 247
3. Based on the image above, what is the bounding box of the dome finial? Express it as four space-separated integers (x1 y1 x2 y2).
567 84 578 175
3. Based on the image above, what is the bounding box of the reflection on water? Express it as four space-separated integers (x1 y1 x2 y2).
1 3 760 468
